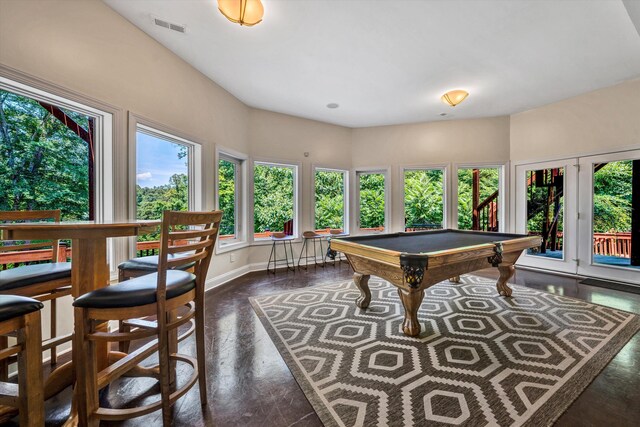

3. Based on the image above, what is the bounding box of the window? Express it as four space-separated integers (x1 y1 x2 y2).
217 150 246 247
403 168 445 231
357 170 387 232
0 88 93 220
526 167 565 258
253 161 298 239
457 167 500 231
134 122 201 249
314 168 347 233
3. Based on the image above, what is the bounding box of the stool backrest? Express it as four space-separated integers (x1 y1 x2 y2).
0 210 63 265
156 211 222 301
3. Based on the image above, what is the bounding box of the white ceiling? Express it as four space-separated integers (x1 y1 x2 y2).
103 0 640 128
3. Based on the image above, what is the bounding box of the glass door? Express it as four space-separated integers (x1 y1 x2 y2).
577 150 640 284
515 159 578 274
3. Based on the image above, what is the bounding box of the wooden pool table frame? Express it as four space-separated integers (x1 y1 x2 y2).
331 230 542 337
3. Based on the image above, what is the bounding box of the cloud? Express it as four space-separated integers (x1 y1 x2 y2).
136 172 153 181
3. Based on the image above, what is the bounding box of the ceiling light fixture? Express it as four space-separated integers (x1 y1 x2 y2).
327 103 339 109
441 90 469 107
218 0 264 27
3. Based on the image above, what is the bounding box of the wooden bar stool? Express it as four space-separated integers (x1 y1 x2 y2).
0 295 45 427
0 210 73 376
72 210 222 426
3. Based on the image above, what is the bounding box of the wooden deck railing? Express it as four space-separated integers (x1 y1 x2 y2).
5 230 629 267
593 232 631 258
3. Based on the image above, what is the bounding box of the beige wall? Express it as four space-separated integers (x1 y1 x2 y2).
247 109 352 264
351 117 511 232
510 78 640 161
351 116 511 167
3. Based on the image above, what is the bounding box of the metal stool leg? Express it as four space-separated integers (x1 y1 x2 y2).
267 240 276 274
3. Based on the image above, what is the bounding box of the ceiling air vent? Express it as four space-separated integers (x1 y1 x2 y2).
153 17 186 34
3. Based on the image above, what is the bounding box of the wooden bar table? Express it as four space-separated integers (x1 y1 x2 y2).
0 220 159 422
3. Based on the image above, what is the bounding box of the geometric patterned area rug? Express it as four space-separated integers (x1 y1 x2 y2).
249 275 640 427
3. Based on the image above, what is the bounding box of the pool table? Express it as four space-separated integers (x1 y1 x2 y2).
331 229 541 337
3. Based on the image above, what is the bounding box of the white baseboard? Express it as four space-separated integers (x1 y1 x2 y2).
205 261 270 292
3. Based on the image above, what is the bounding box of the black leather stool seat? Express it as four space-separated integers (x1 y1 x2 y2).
0 262 72 291
117 254 195 272
0 295 44 323
73 270 196 309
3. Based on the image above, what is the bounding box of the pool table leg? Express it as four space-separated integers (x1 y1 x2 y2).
496 264 515 296
398 288 424 337
354 273 371 309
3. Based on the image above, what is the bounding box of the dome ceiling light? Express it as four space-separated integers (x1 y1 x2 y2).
441 90 469 107
218 0 264 27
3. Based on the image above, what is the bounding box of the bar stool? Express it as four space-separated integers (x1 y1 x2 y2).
267 232 295 274
0 210 73 374
325 229 349 266
0 295 45 427
72 210 221 426
297 231 326 269
118 251 196 281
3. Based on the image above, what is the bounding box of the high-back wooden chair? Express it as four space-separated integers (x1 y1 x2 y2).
0 295 45 427
0 210 73 375
73 210 222 426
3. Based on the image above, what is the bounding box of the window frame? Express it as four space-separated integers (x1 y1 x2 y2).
452 162 507 232
353 167 391 234
250 159 301 243
312 166 349 234
128 113 203 257
401 164 449 232
215 146 248 253
0 71 119 269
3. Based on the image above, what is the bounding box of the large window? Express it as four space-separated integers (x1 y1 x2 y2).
0 89 93 220
526 167 565 258
314 168 347 233
253 161 297 239
135 123 200 247
217 150 246 247
457 167 500 231
357 171 386 232
404 168 445 231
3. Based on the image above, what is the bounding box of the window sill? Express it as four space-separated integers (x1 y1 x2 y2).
251 237 301 246
216 241 250 254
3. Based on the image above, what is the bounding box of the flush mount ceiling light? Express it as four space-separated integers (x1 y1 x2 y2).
326 103 339 109
218 0 264 27
441 90 469 107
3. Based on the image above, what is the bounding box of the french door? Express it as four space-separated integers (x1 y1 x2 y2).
515 159 578 274
577 150 640 284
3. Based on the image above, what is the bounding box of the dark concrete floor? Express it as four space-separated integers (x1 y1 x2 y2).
29 263 640 426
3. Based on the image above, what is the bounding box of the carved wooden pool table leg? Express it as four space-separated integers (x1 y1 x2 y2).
398 288 424 337
354 273 371 308
496 264 515 296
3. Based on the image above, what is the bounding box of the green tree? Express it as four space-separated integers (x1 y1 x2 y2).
253 164 294 233
218 159 236 236
315 170 344 229
404 170 444 228
457 168 500 230
593 161 633 233
359 173 385 229
0 90 90 220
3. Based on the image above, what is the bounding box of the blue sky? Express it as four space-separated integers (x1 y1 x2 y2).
136 132 188 188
